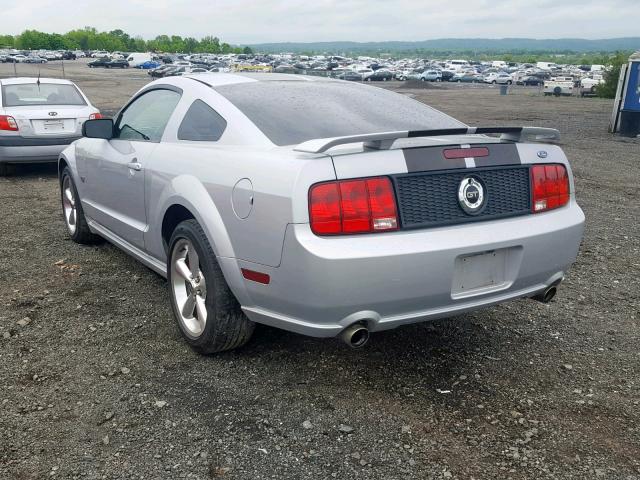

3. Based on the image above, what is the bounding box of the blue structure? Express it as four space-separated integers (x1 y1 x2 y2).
619 51 640 136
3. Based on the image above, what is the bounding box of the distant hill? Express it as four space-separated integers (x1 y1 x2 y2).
249 38 640 55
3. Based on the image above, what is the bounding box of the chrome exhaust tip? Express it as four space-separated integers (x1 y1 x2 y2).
340 324 370 349
533 285 558 303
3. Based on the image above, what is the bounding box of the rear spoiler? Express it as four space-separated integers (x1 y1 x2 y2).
293 127 561 154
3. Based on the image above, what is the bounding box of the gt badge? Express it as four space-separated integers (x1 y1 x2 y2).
458 176 486 215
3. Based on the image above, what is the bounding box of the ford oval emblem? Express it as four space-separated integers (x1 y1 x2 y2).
537 150 548 159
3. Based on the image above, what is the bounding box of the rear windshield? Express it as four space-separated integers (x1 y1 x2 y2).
215 80 465 146
2 83 86 107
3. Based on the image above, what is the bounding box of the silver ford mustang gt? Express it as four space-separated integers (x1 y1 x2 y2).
58 73 585 353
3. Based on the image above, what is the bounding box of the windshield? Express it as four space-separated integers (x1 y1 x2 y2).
216 79 465 146
2 83 86 107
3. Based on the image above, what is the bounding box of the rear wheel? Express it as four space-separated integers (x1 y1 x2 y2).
168 220 255 354
60 167 101 244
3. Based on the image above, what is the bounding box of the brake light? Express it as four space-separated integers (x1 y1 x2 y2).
443 147 489 159
531 164 570 213
89 112 103 120
0 115 18 131
309 177 398 235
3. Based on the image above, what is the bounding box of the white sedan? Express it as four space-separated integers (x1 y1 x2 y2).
0 77 101 175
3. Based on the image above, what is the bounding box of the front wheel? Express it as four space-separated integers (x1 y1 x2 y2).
168 220 255 354
60 167 101 244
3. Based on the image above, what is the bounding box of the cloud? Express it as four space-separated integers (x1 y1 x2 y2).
1 0 637 43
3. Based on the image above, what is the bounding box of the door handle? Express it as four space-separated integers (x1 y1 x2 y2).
128 160 143 171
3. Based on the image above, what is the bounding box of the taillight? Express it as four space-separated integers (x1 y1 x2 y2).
89 112 103 120
309 177 398 235
531 164 570 213
0 115 18 131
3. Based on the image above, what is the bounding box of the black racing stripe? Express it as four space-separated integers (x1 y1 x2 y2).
404 147 466 172
403 143 521 172
407 128 469 138
473 143 521 167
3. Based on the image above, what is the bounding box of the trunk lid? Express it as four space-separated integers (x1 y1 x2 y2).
4 105 94 138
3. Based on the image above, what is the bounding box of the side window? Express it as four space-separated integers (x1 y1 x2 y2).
116 89 181 142
177 100 227 142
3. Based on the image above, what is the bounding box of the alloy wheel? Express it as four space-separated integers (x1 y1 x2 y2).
62 176 77 235
170 238 208 338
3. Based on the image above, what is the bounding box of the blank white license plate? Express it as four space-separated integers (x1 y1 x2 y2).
451 250 508 297
43 120 64 131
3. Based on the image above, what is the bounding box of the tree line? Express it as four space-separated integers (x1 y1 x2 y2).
0 28 252 55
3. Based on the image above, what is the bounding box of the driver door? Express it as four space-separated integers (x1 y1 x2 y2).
85 88 181 249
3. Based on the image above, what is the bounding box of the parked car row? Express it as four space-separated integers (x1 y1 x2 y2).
88 57 130 69
0 50 77 62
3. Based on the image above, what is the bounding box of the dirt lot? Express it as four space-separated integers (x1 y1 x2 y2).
1 60 639 480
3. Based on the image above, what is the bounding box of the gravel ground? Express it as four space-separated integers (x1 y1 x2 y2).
1 61 639 480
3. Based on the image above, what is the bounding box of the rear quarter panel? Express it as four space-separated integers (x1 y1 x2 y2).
145 144 335 268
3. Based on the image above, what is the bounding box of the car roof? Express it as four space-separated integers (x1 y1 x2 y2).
176 72 334 88
0 77 75 86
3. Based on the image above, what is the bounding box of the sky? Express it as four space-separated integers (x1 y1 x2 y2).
2 0 637 44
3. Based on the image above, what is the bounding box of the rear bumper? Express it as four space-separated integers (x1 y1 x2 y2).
235 202 585 337
0 136 80 163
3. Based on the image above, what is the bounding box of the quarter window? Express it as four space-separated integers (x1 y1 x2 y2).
177 100 227 142
116 89 181 142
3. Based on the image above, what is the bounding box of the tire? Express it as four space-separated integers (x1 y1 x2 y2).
491 80 497 84
60 167 101 244
168 219 255 354
507 80 512 85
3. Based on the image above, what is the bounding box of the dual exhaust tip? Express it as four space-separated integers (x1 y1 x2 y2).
532 283 559 303
340 323 370 349
340 283 560 348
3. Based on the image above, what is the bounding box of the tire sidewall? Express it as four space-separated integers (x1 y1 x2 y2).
167 221 220 349
60 167 86 242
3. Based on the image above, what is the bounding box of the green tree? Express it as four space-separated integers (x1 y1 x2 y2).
598 52 629 99
0 34 14 47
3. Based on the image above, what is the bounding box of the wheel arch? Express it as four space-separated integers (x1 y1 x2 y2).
158 191 253 307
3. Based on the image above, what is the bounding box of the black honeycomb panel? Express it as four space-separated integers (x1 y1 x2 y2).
393 167 531 229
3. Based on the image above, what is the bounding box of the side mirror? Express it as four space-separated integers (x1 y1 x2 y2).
83 118 114 139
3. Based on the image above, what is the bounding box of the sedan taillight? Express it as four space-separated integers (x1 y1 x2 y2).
0 115 18 131
531 164 570 213
309 177 398 235
89 112 103 120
